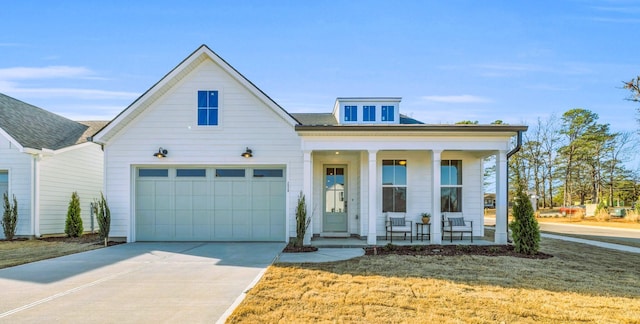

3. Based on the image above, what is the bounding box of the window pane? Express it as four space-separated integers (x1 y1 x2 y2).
441 160 462 185
139 169 169 177
382 161 395 185
0 171 7 196
452 160 462 185
383 187 406 212
395 161 407 186
216 169 245 177
208 91 218 108
253 169 283 177
198 108 207 125
198 91 207 107
208 108 218 125
441 187 462 212
176 169 206 177
0 171 7 182
387 106 394 121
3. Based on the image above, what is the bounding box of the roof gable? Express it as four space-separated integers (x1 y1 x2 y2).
93 45 300 143
0 93 100 150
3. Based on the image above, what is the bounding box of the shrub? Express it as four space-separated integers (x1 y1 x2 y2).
624 210 639 223
509 176 540 255
2 193 18 240
294 192 310 248
65 191 83 237
594 209 610 222
93 193 111 246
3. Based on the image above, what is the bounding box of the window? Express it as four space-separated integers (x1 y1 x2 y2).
441 160 462 212
363 105 375 121
382 160 407 212
198 90 219 125
381 105 394 121
139 169 169 177
176 169 206 177
344 105 357 122
215 169 245 177
253 169 283 177
0 171 7 197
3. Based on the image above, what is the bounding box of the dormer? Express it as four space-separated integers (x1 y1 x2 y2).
332 97 401 125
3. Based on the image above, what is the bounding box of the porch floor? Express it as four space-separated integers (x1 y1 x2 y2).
311 236 496 248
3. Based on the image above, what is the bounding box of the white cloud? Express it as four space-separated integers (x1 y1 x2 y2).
4 87 139 100
0 66 94 80
421 94 493 104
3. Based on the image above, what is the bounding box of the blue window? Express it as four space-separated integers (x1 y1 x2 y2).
198 90 219 126
176 169 206 177
381 105 394 121
344 105 357 122
139 169 169 177
253 169 283 178
216 169 246 177
363 105 376 122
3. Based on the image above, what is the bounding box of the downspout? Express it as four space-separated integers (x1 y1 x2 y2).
505 130 523 242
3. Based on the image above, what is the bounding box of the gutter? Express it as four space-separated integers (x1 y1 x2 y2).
505 130 524 243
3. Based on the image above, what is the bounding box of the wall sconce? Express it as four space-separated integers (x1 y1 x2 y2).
153 147 168 158
241 147 253 158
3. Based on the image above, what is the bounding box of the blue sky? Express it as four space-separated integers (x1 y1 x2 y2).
1 1 639 137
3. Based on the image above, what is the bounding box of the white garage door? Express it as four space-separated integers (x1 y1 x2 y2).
135 167 286 241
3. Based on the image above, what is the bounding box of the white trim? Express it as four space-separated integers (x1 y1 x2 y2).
367 150 377 244
0 128 23 151
495 150 508 244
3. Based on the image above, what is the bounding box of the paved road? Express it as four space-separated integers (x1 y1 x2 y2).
0 242 284 323
485 217 640 245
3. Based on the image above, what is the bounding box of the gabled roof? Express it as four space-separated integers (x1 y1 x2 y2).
93 44 300 143
0 93 106 150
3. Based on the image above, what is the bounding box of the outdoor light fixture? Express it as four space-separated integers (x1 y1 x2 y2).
241 147 253 158
153 147 168 158
399 160 407 166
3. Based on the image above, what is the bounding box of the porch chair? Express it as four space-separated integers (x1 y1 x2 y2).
385 212 413 243
442 213 473 242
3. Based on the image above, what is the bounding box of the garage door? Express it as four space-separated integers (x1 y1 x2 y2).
135 167 286 241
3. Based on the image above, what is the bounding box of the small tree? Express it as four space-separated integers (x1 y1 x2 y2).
294 192 311 248
93 193 111 246
2 193 18 240
509 174 540 255
65 191 83 237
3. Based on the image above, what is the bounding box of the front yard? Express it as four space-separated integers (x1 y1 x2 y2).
228 236 640 323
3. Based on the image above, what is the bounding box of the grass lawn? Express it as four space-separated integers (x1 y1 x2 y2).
0 234 106 269
228 236 640 323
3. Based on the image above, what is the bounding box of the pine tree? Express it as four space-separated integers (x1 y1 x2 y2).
93 193 111 246
509 174 540 254
2 193 18 240
65 191 83 237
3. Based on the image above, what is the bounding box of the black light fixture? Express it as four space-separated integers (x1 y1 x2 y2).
241 147 253 158
153 147 168 158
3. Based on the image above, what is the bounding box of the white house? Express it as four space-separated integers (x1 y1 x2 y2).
92 45 526 244
0 93 106 238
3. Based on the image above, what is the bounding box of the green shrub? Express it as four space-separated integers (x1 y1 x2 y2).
2 193 18 240
65 191 83 237
93 192 110 246
509 178 540 255
294 192 310 248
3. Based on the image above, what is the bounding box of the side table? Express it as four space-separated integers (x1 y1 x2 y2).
416 222 431 241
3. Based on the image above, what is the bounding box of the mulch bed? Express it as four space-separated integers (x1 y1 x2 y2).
39 233 125 247
282 244 319 253
364 244 553 259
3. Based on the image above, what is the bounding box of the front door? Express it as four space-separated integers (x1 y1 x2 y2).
323 165 347 232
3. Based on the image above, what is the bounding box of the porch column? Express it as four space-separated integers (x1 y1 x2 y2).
303 150 313 245
431 150 442 244
495 150 508 244
367 150 378 245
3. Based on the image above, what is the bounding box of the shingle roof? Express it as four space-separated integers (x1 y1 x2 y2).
0 93 108 150
290 113 424 126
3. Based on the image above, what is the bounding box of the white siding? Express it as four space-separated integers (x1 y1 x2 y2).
38 144 104 235
103 58 302 241
0 136 32 238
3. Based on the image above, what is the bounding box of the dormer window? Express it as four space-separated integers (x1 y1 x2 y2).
198 90 219 126
344 105 357 122
363 105 375 122
381 105 395 122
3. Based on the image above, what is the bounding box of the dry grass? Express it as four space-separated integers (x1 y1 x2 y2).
0 238 102 269
228 238 640 323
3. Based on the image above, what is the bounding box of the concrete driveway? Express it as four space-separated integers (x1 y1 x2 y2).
0 242 285 323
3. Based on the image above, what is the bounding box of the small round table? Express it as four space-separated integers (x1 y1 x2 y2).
416 222 431 241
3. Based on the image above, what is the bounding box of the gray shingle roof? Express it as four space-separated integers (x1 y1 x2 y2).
0 93 107 150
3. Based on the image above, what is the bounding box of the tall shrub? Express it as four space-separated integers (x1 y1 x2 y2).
93 193 111 246
294 192 311 247
509 175 540 254
65 191 83 237
2 193 18 240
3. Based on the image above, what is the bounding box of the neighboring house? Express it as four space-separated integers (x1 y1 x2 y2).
484 193 496 209
92 45 526 244
0 93 106 238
